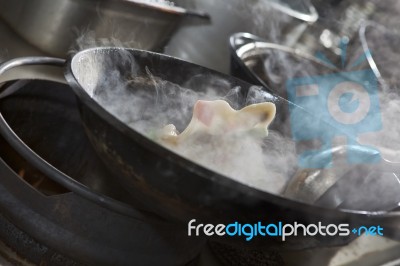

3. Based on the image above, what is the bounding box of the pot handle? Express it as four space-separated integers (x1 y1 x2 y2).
0 57 65 98
0 56 140 218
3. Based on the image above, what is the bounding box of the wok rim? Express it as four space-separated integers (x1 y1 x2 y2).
64 46 400 223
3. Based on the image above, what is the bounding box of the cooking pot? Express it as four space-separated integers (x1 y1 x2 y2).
1 48 400 250
165 0 318 73
230 32 337 98
0 0 209 57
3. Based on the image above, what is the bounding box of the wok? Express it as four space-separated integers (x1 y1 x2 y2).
0 47 400 249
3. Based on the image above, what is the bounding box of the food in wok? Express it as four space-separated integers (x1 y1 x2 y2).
1 48 400 249
154 99 285 192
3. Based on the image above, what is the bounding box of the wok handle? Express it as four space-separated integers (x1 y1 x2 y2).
0 56 140 217
0 57 65 98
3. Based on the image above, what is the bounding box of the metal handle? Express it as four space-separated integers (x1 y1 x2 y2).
0 57 142 218
0 57 65 98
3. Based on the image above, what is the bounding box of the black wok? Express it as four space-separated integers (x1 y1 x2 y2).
1 47 400 250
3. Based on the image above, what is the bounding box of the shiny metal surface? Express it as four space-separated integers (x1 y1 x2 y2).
283 146 361 205
284 145 400 211
292 0 400 59
230 32 335 98
165 0 318 73
0 0 205 57
0 19 65 83
0 56 143 217
358 21 400 90
268 0 318 22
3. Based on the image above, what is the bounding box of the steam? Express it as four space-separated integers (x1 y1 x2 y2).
71 29 145 55
72 47 297 194
68 0 183 55
247 1 292 44
258 19 400 210
69 0 400 210
348 22 400 160
261 48 334 94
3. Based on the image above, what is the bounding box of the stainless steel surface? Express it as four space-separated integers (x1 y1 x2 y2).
0 18 64 83
294 1 376 57
0 0 203 57
284 164 352 205
165 0 318 73
268 0 318 22
293 0 400 59
358 21 400 90
230 32 335 97
284 145 400 210
0 57 65 92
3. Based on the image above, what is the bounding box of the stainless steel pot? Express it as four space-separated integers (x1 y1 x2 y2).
165 0 318 73
0 0 208 57
229 32 335 98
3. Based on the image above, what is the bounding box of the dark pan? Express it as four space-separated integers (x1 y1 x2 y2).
1 47 400 249
0 80 205 265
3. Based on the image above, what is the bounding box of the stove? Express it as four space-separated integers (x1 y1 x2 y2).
1 2 400 265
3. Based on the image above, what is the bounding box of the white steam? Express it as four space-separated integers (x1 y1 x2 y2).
69 0 400 210
349 22 400 161
74 49 297 194
257 20 400 211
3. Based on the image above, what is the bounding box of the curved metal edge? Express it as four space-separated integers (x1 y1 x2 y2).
358 20 400 88
359 21 384 83
229 32 275 91
268 1 319 23
230 32 337 70
97 0 210 19
0 56 150 219
228 32 337 101
0 57 65 98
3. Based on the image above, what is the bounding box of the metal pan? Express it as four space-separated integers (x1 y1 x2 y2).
0 47 400 249
0 80 205 265
165 0 318 74
0 0 209 57
230 32 336 98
